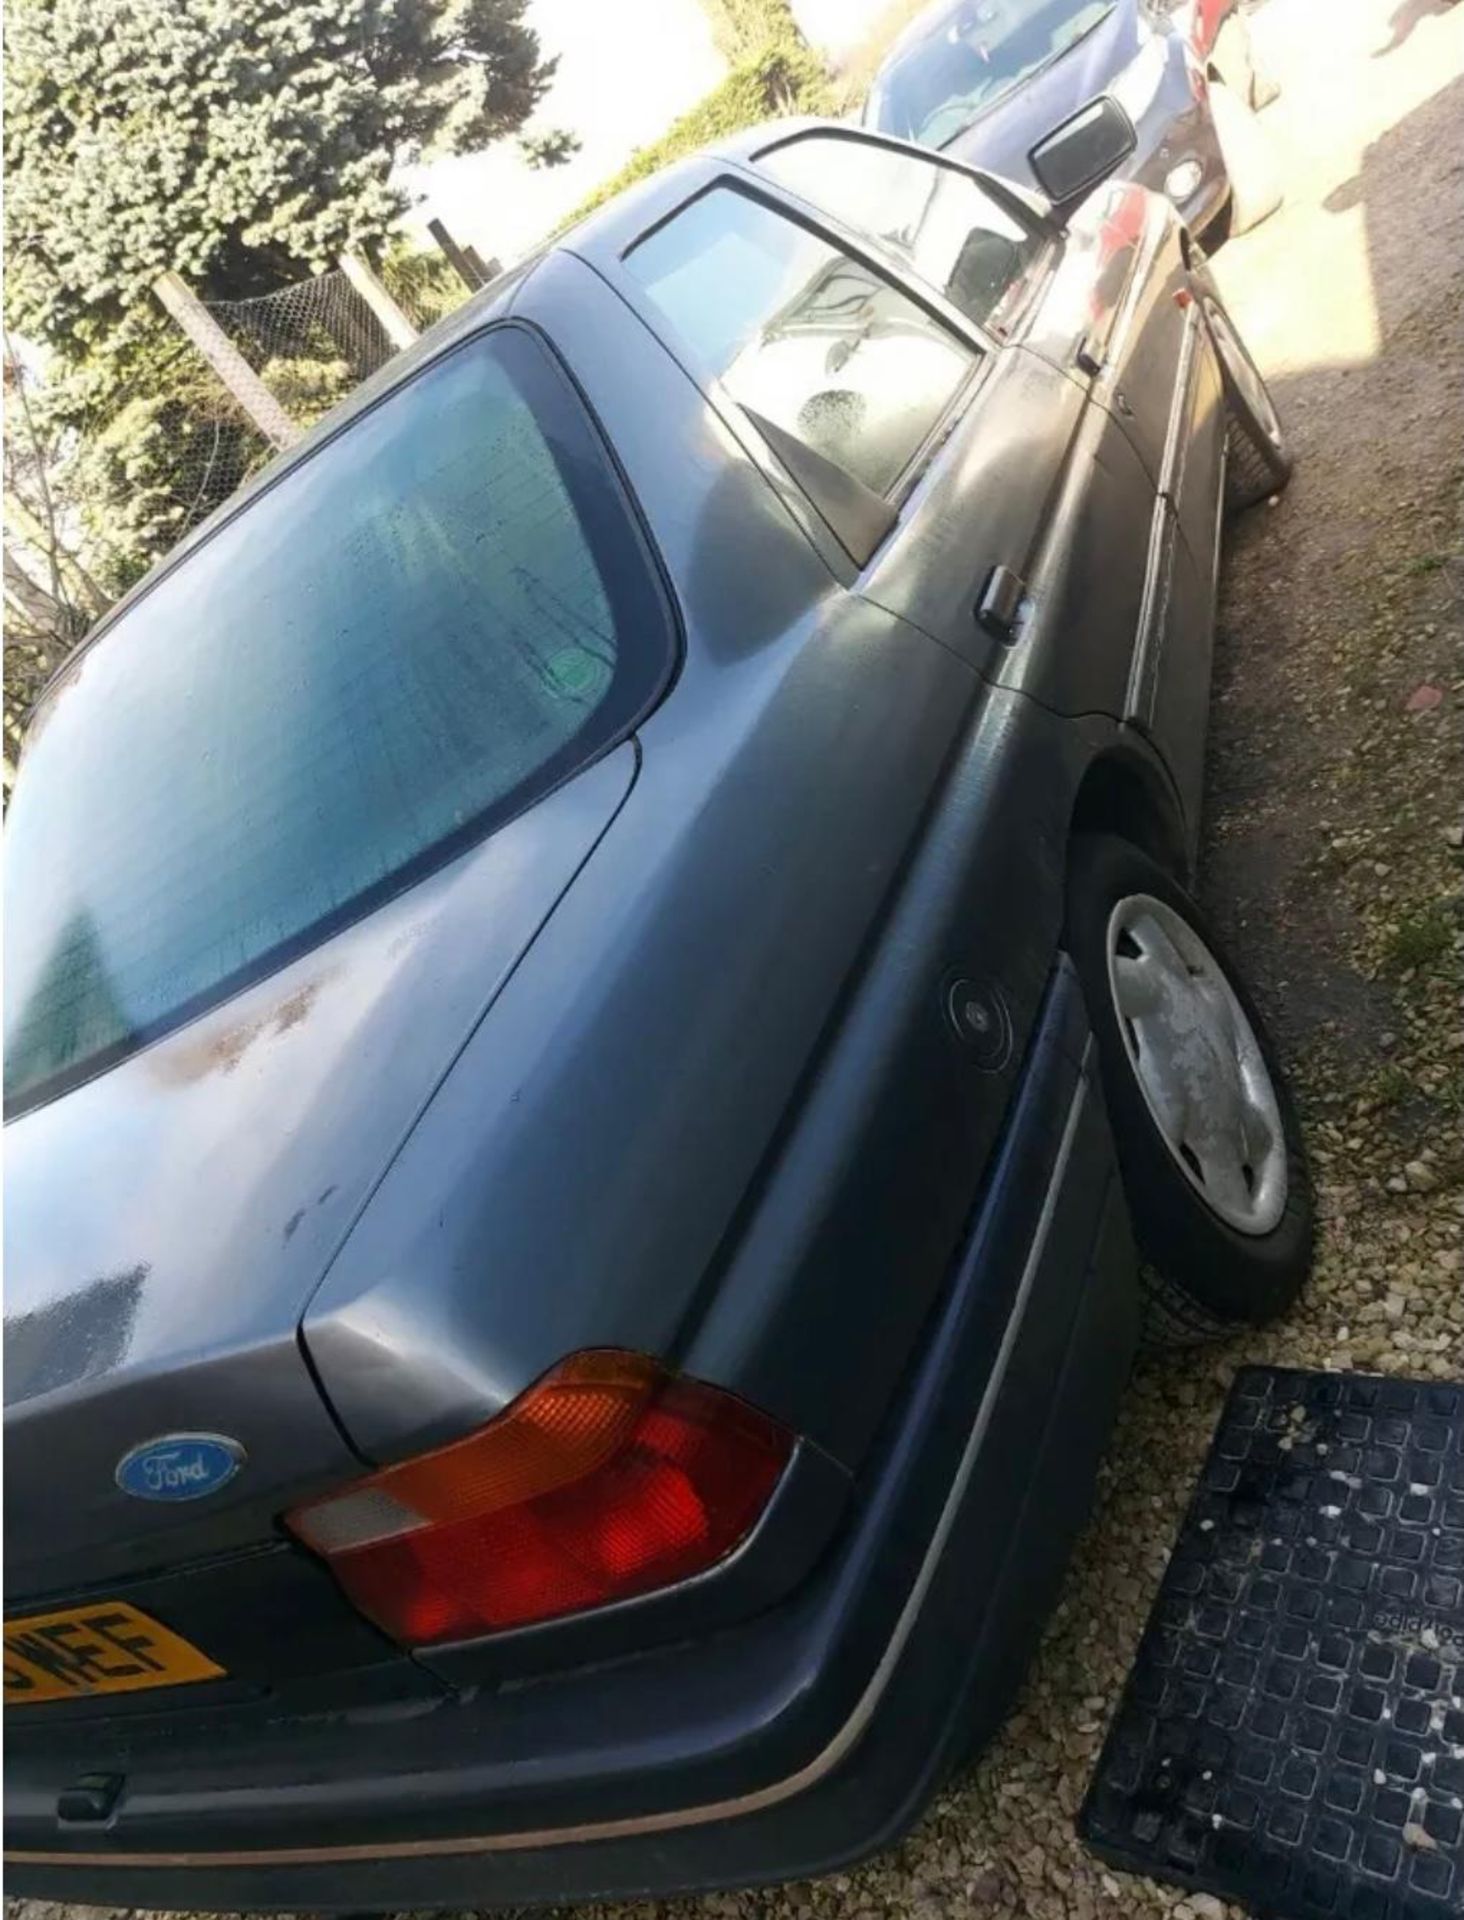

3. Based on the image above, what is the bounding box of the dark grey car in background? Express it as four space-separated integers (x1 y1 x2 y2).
5 108 1310 1909
863 0 1281 240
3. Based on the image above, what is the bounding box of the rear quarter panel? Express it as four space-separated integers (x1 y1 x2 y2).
303 258 1017 1469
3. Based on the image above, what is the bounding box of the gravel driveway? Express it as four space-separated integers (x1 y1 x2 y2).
9 4 1462 1919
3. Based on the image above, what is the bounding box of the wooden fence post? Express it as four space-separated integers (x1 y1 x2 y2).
153 272 300 450
340 252 418 351
427 217 489 293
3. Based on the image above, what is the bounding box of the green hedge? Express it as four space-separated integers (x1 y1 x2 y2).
699 0 809 62
560 41 832 231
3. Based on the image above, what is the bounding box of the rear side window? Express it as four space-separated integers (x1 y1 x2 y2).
5 326 671 1113
756 133 1047 335
627 186 976 500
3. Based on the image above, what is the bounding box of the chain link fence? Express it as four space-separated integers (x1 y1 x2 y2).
380 249 475 334
205 269 396 428
136 331 277 531
56 327 277 578
203 248 474 427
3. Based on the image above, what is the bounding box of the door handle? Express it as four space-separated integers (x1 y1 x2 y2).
976 565 1029 643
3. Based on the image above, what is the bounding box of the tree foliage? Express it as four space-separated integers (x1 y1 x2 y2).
54 326 275 593
4 0 557 359
520 127 582 169
696 0 808 64
2 0 557 641
3 341 112 789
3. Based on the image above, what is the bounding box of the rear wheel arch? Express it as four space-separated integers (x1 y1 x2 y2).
1067 750 1190 886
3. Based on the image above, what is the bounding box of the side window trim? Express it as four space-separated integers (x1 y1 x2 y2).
737 130 1060 344
747 124 1055 246
570 243 863 586
625 169 1005 360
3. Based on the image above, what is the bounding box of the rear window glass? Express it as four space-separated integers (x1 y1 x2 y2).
627 186 976 499
5 326 671 1114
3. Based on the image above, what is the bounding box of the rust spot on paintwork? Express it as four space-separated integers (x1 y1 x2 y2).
1404 682 1443 714
273 985 320 1035
152 970 338 1086
209 1018 267 1076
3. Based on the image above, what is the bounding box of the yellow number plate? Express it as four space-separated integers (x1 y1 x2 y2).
4 1600 224 1705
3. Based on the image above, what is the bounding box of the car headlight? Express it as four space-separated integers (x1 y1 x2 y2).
1111 32 1170 123
1165 159 1205 202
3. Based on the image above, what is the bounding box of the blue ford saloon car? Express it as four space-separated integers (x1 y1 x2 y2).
864 0 1284 241
5 107 1309 1909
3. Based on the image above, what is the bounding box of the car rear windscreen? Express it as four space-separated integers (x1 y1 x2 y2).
5 326 672 1114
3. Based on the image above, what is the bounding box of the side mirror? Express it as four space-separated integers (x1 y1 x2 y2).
1028 96 1138 222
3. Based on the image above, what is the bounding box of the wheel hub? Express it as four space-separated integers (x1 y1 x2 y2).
1106 894 1287 1236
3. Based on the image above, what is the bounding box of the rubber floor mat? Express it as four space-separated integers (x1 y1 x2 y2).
1080 1366 1464 1918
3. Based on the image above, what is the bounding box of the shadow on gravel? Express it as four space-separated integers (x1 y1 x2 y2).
1199 70 1464 1074
1375 0 1462 59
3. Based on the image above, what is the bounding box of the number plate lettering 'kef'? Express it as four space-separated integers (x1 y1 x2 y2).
4 1601 225 1705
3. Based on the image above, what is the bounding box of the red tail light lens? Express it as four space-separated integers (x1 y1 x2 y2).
285 1351 793 1645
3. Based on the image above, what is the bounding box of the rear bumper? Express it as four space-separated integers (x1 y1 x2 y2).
6 961 1140 1911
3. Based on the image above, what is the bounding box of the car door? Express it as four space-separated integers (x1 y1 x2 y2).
1019 174 1227 826
742 129 1159 728
1057 178 1227 581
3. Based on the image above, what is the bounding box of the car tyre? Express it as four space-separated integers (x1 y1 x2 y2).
1137 1264 1231 1349
1201 292 1293 512
1065 835 1312 1342
1208 79 1282 236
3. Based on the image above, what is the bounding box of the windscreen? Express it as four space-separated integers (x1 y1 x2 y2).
5 326 670 1113
870 0 1117 147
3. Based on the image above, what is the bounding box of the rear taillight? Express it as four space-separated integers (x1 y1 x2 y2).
285 1351 793 1645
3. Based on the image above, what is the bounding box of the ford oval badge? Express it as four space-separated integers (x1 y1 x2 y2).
115 1434 245 1502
